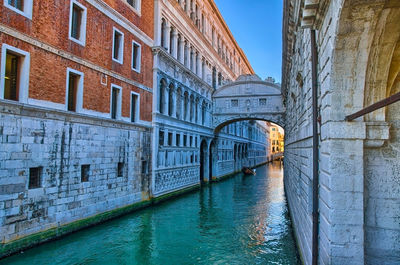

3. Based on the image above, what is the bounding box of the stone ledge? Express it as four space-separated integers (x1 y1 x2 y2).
364 121 390 148
0 100 152 131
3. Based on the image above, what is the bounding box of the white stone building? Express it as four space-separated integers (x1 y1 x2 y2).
151 0 271 196
283 0 400 264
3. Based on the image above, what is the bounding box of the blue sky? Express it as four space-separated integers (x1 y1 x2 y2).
214 0 283 82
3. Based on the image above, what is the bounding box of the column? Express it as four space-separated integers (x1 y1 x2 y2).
179 37 185 64
197 55 202 78
186 0 191 15
180 91 184 120
172 29 178 59
165 21 171 53
193 51 198 74
196 100 201 124
187 43 191 70
172 90 177 118
165 86 170 116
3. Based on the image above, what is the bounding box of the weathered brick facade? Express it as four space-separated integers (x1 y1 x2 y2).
0 0 154 256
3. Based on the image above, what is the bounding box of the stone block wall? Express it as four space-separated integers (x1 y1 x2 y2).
0 102 152 244
283 0 400 264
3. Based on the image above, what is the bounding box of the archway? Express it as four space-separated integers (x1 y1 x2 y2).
199 140 208 183
209 140 217 181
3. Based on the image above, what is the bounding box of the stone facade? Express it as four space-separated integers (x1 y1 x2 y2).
283 0 400 264
0 101 151 243
151 0 270 196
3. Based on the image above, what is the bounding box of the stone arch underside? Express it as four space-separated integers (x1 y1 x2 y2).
212 75 285 133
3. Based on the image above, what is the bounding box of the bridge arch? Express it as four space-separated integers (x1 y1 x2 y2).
212 75 285 133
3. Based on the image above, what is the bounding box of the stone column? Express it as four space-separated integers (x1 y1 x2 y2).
187 44 191 70
172 89 177 118
186 0 191 15
196 100 201 124
172 29 178 59
193 52 198 74
165 86 170 116
179 37 185 64
197 54 202 78
180 92 184 120
201 59 205 80
164 21 171 53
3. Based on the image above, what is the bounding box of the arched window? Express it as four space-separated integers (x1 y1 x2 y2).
169 27 174 55
201 101 206 125
195 97 199 123
168 83 174 116
161 19 166 48
176 88 182 119
159 79 167 113
177 34 182 62
212 67 216 89
189 94 194 122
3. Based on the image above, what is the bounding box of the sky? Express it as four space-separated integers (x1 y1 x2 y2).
214 0 283 83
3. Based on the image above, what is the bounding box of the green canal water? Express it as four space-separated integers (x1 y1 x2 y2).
2 162 300 265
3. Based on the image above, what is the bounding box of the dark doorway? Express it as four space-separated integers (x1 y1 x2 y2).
209 141 216 181
200 140 207 184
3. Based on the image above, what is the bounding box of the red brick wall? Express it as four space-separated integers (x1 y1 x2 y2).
0 0 153 122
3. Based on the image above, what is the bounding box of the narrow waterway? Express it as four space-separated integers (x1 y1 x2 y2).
2 162 300 265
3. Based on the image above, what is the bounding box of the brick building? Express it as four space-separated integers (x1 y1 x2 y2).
0 0 154 253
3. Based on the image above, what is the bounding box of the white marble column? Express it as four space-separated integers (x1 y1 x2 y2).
172 29 178 59
179 37 185 64
187 44 191 70
164 21 171 52
165 86 170 116
197 55 202 78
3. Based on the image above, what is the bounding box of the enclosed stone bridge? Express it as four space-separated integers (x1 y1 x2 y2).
212 75 285 132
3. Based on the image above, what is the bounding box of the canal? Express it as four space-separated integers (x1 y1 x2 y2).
1 162 300 265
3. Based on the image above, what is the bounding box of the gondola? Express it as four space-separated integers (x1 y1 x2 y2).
241 167 256 175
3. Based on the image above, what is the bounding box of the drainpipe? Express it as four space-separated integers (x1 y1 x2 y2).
311 29 320 265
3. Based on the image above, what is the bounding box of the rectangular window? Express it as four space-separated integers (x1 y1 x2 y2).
69 0 87 46
168 132 173 146
112 28 124 64
117 162 124 177
4 51 19 101
141 160 148 174
132 41 141 72
110 85 121 119
1 45 30 103
176 134 180 147
189 136 193 147
4 0 33 19
159 130 164 146
126 0 140 12
130 92 139 122
231 99 238 107
67 73 78 111
259 98 267 106
66 68 83 112
29 167 42 189
81 165 90 182
183 135 187 147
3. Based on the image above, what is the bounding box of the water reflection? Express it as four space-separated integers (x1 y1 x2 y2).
1 162 299 265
